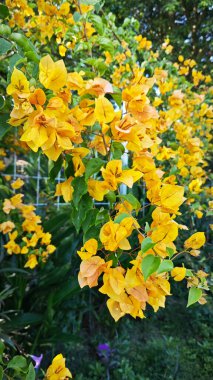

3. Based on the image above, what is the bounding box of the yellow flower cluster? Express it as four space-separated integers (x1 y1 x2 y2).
0 179 56 269
5 51 210 319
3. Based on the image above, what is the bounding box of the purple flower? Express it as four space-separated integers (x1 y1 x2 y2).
30 354 43 369
97 343 111 352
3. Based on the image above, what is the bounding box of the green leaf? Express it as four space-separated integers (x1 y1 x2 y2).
119 193 141 211
166 247 175 258
25 51 40 63
0 366 3 380
0 37 12 55
145 222 150 233
85 158 104 180
72 177 88 209
0 24 11 36
187 287 202 307
73 11 81 22
49 155 63 181
90 14 104 35
186 269 194 277
0 341 5 355
0 5 9 19
71 194 93 233
65 157 74 178
105 191 116 205
7 356 27 371
83 225 100 242
141 255 161 281
111 142 125 159
80 0 100 5
114 212 130 223
0 113 11 140
52 278 80 306
82 208 99 234
10 33 39 60
157 259 174 274
95 208 110 225
141 237 156 254
26 363 35 380
3 313 43 330
0 96 5 110
98 36 115 55
111 91 122 107
8 53 22 70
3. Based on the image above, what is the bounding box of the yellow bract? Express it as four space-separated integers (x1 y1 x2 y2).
100 219 132 251
171 267 186 281
39 55 67 91
156 184 186 214
7 68 30 95
11 178 24 190
184 232 206 249
77 238 98 260
45 354 72 380
94 95 115 123
55 177 74 203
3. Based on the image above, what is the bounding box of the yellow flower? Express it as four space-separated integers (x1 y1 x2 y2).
94 95 115 124
77 239 98 260
189 178 203 194
55 177 74 203
59 45 67 57
11 178 24 190
78 256 107 288
99 267 126 298
72 156 85 177
39 55 67 91
29 88 46 106
7 68 30 95
101 160 142 191
45 354 72 380
0 221 15 234
171 267 186 281
46 244 56 254
88 179 109 201
100 219 131 251
24 254 38 269
0 160 6 171
184 232 206 249
155 184 185 214
178 55 184 62
195 210 203 219
3 194 24 214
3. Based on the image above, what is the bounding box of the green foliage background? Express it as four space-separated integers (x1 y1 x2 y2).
104 0 213 73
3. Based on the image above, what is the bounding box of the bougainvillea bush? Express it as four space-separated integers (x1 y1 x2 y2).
0 0 212 378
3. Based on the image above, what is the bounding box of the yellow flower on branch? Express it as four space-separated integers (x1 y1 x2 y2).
101 160 142 191
0 221 15 234
100 219 133 251
184 232 206 250
11 178 24 190
39 55 67 91
171 267 186 281
55 177 74 203
45 353 72 380
77 238 98 260
94 95 115 124
7 68 30 95
24 254 38 269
